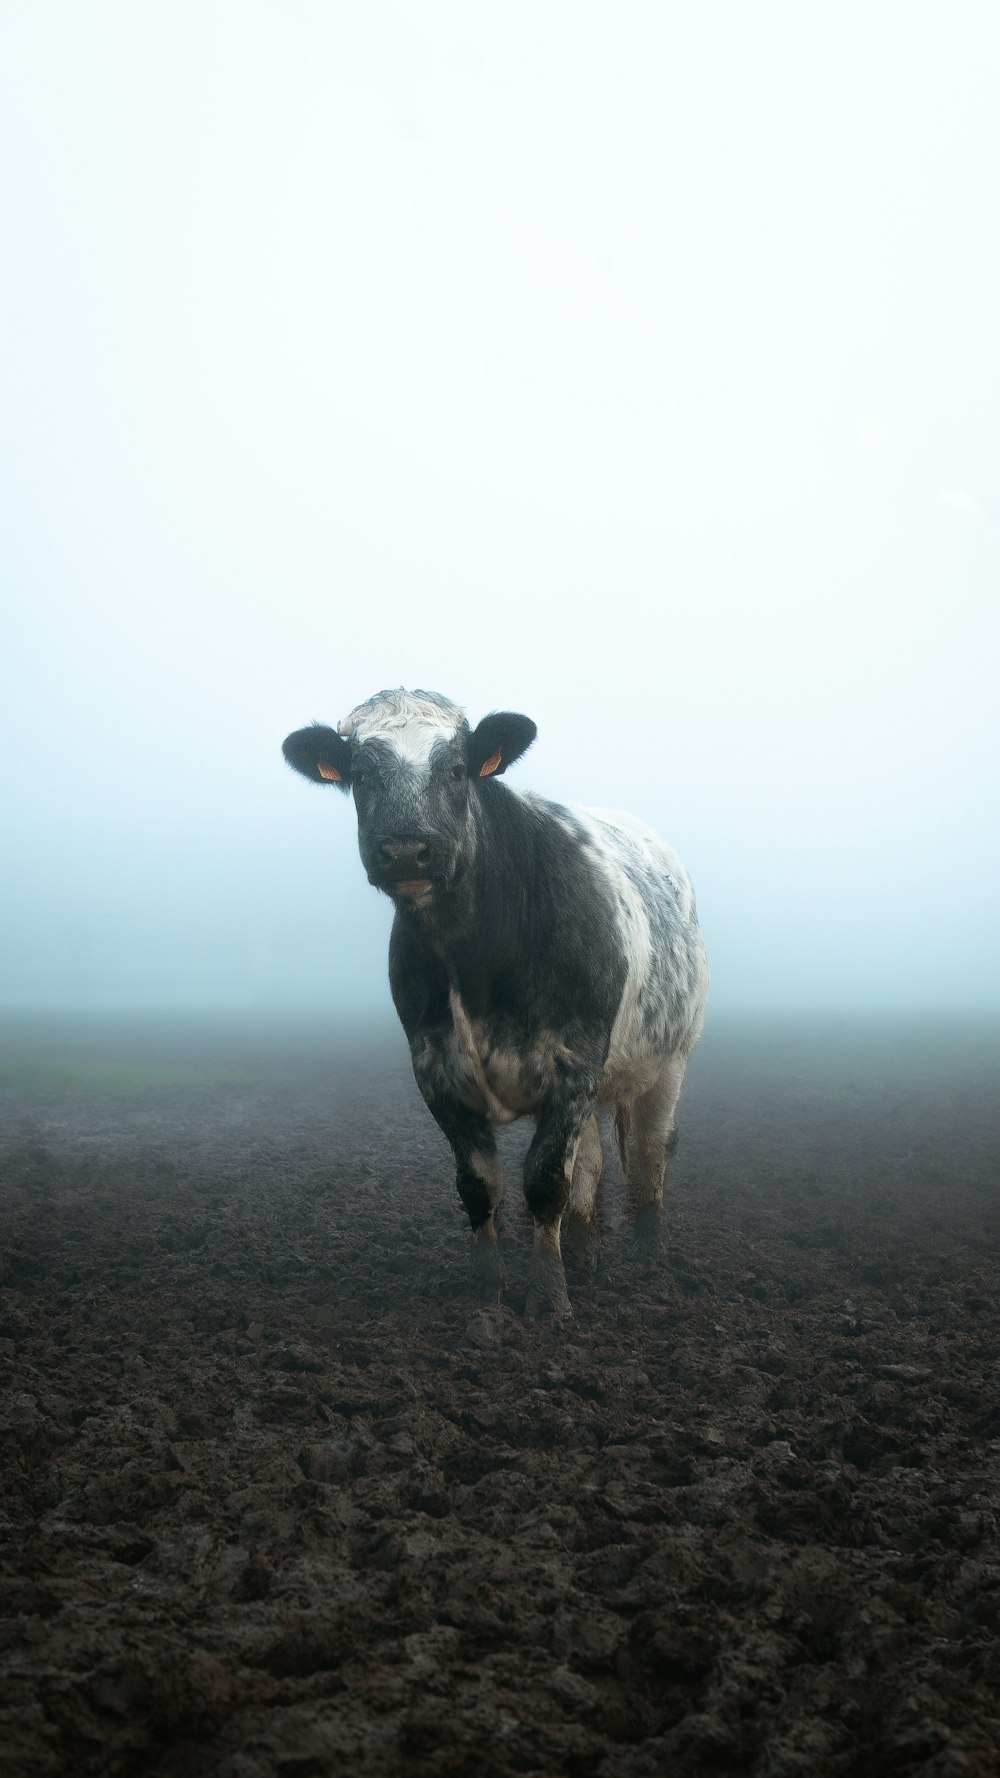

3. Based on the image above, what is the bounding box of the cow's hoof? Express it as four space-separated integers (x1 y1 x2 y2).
632 1204 668 1257
525 1251 573 1321
562 1210 601 1273
471 1240 507 1304
463 1307 507 1349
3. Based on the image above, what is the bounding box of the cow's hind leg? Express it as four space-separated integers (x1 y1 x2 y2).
622 1053 687 1251
562 1113 603 1272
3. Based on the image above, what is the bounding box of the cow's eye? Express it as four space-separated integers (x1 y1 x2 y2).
450 764 466 782
353 769 365 786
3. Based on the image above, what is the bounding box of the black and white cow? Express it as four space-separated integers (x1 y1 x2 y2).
282 689 708 1319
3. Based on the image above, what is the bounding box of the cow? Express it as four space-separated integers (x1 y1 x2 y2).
282 689 708 1319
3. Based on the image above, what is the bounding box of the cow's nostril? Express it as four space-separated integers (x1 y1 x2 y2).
380 839 434 871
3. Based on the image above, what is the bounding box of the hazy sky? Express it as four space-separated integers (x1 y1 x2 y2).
2 3 998 1015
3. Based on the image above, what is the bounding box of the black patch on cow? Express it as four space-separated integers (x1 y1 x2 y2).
467 712 537 778
282 724 353 792
391 786 624 1037
388 782 623 1228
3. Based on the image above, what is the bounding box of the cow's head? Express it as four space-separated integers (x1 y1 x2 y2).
282 689 536 904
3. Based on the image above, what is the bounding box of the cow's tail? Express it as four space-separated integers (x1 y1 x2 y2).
613 1103 631 1175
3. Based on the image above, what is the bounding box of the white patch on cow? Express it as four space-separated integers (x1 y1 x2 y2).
568 1114 603 1220
517 792 708 1109
532 1218 563 1261
470 1153 501 1194
446 988 500 1120
586 806 697 924
338 687 465 769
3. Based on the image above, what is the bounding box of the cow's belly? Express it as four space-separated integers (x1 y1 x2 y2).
444 990 692 1125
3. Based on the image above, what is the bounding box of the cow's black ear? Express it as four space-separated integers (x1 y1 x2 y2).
468 712 537 778
282 724 353 791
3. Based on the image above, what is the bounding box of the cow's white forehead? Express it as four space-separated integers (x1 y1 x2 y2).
337 688 466 767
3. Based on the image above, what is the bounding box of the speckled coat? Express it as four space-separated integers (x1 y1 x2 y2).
282 689 709 1319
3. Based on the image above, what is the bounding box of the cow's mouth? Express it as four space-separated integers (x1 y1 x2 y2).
390 878 434 899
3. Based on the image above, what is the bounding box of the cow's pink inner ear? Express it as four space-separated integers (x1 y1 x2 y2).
479 748 503 778
317 760 342 782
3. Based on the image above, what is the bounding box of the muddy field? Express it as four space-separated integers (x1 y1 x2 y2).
1 1011 998 1777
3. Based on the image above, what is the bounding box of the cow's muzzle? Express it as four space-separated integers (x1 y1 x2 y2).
370 835 444 897
380 838 433 873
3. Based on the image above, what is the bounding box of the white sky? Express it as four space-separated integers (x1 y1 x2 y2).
2 2 999 1013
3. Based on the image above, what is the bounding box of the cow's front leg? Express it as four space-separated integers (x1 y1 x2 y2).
523 1086 598 1321
453 1117 505 1303
411 1040 504 1301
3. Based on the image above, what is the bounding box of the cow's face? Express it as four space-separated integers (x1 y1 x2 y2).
282 690 536 905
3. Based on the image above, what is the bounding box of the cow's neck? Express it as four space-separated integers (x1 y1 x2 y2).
418 782 549 998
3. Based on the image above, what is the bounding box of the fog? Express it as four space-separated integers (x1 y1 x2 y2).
2 3 998 1020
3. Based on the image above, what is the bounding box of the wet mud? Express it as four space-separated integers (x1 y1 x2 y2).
1 1013 999 1776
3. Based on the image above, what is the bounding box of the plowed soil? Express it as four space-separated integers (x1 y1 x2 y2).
1 1012 998 1777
